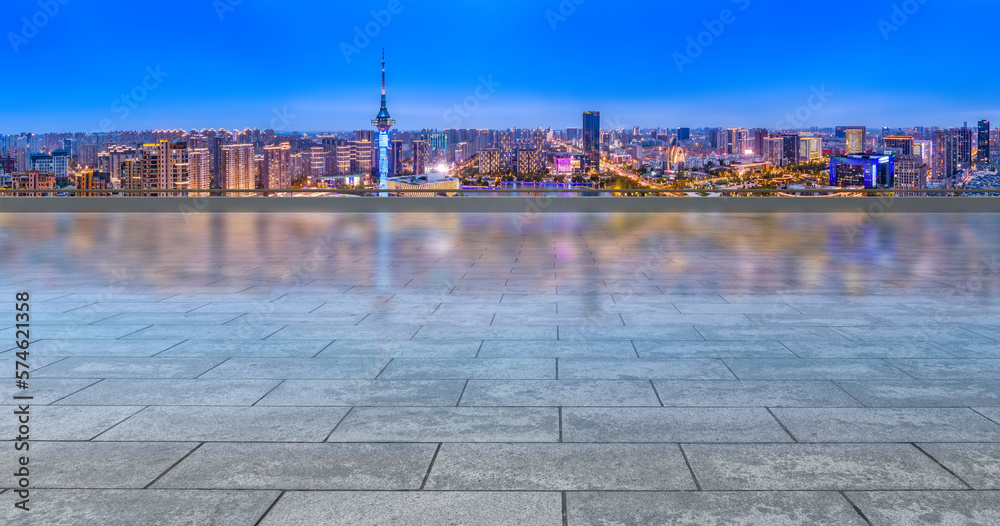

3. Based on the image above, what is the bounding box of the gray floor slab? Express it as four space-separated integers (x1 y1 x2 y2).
317 340 481 358
723 359 913 380
55 379 280 406
93 313 244 325
674 303 802 314
846 491 1000 526
694 327 850 341
1 324 153 340
684 444 967 490
938 343 1000 359
772 408 1000 443
20 339 187 357
415 325 558 341
95 406 350 442
558 326 704 341
2 378 100 404
886 359 1000 380
26 442 196 488
156 339 333 358
198 358 388 379
459 380 660 406
121 324 286 340
257 379 466 406
652 380 863 407
567 491 868 526
424 443 696 490
0 490 280 525
152 443 437 490
0 405 144 441
259 491 562 526
557 358 736 380
837 381 1000 407
780 341 955 359
267 325 422 340
562 408 793 442
478 340 637 358
34 357 224 379
832 326 997 343
378 358 556 379
328 407 558 442
917 443 1000 489
633 340 798 359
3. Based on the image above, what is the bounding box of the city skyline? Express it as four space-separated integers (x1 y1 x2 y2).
3 0 999 132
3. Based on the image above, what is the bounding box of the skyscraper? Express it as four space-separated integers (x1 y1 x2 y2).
391 139 404 175
220 144 255 194
844 126 866 154
262 143 292 192
978 120 991 165
583 111 601 172
371 50 395 195
188 148 211 196
676 128 691 141
884 136 914 155
140 140 189 196
412 140 428 175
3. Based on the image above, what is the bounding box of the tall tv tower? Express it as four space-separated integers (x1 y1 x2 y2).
371 49 395 195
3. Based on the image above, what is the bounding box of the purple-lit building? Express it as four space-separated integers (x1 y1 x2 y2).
830 154 895 188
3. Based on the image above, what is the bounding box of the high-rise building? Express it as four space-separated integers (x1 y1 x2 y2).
932 128 974 180
582 111 601 171
800 137 822 162
262 143 292 191
780 134 800 164
391 139 404 175
188 148 211 196
565 127 579 142
412 140 428 175
844 126 866 154
753 129 768 156
884 136 914 155
140 140 189 195
894 154 928 193
978 120 991 165
515 149 543 175
724 128 750 155
763 137 785 166
676 128 691 141
352 131 374 177
479 148 503 174
220 143 255 193
371 51 395 194
29 150 70 181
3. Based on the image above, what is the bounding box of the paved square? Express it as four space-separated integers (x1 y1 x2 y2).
2 212 999 524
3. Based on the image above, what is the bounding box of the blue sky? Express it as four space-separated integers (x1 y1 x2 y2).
2 0 996 132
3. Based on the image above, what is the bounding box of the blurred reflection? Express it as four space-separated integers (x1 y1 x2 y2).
1 213 998 303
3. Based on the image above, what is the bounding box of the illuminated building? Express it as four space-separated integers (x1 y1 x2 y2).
391 139 403 175
221 143 255 193
800 137 822 162
188 148 211 195
262 143 292 192
413 140 428 175
583 111 601 171
883 136 914 155
753 129 768 156
676 128 691 141
29 150 70 181
844 126 866 154
353 131 374 177
515 148 543 175
894 154 928 194
932 128 973 180
479 148 503 174
763 137 785 167
664 138 686 170
371 50 395 194
140 140 189 195
779 133 800 164
830 154 894 188
725 128 750 155
978 120 991 165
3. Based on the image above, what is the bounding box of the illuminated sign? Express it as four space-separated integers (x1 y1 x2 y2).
556 157 573 173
